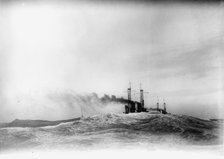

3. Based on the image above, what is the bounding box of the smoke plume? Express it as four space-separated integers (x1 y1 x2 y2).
0 91 125 122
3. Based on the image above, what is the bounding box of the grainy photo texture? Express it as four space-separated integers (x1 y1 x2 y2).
0 0 223 157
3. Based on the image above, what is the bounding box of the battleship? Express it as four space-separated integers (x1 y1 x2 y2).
0 83 223 152
104 82 168 115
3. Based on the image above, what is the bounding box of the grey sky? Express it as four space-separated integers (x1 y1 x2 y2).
0 2 223 122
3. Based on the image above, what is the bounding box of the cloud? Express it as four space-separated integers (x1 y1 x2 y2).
150 40 223 79
0 2 223 122
71 4 224 81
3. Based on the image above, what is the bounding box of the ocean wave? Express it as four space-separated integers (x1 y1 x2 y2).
0 113 222 151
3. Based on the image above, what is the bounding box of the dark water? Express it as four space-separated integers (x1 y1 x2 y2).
0 113 223 152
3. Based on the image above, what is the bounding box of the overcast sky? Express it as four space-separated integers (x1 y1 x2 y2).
0 1 223 122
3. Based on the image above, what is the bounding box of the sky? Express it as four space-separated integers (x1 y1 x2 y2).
0 1 224 122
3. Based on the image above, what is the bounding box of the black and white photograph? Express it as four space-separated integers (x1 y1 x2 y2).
0 0 224 158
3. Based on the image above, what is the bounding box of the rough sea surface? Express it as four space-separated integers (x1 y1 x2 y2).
0 113 223 152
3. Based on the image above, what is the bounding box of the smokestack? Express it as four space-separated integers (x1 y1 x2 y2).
127 81 131 101
163 99 166 112
157 96 159 110
140 83 144 109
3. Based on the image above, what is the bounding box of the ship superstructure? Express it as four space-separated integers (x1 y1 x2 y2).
124 82 167 114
